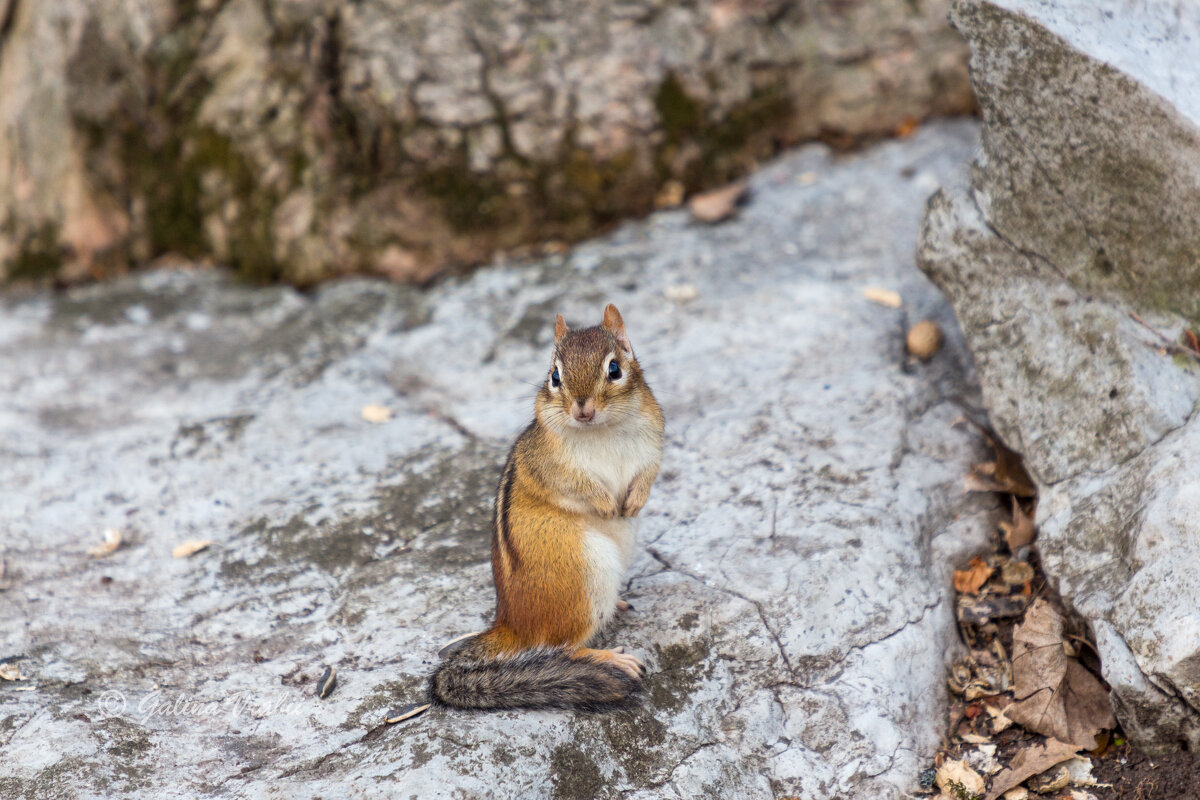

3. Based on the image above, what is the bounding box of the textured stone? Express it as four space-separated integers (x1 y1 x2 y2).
0 121 985 797
0 0 973 285
919 0 1200 753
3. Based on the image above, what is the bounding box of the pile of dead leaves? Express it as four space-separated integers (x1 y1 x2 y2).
926 426 1117 800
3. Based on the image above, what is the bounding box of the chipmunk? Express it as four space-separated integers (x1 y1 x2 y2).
392 304 664 719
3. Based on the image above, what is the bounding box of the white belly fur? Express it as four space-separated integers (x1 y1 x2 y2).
562 406 661 504
583 518 638 637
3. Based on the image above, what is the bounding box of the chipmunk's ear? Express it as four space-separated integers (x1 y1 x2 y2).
602 304 633 356
555 313 569 343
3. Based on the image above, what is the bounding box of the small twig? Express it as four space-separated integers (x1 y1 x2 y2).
1129 313 1200 361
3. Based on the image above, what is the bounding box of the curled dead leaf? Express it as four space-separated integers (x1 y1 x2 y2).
172 540 213 559
1184 328 1200 356
1026 764 1071 794
1000 558 1035 589
0 662 23 681
937 758 986 797
88 528 123 557
954 556 994 596
1000 497 1037 550
989 710 1015 734
950 639 1013 701
984 738 1080 800
959 423 1037 498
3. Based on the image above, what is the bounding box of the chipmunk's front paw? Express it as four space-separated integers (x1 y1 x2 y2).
593 493 621 519
621 481 649 517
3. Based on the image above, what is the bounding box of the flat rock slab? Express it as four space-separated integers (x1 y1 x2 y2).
0 121 986 799
920 0 1200 753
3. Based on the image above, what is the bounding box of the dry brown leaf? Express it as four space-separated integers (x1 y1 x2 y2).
1000 558 1035 588
894 117 920 138
990 710 1015 734
361 404 394 424
1026 763 1071 793
937 758 986 797
172 539 213 559
984 738 1080 800
0 662 23 681
88 528 123 557
1005 600 1115 748
964 461 1005 493
965 460 1036 499
954 556 995 595
1184 328 1200 355
688 182 748 223
961 426 1037 498
862 286 902 308
987 433 1038 497
1000 497 1037 550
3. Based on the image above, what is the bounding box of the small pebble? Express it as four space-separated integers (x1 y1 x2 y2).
906 319 944 361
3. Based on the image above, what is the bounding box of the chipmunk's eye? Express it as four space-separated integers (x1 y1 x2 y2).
607 360 622 381
551 367 561 388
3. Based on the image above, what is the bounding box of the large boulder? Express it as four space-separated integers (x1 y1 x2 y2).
919 0 1200 753
0 0 973 285
0 121 986 798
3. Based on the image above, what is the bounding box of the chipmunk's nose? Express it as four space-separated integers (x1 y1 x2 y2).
572 398 595 421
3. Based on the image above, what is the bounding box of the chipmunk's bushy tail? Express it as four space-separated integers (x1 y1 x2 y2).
430 635 637 711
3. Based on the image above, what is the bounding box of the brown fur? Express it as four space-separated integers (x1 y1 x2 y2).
429 304 664 711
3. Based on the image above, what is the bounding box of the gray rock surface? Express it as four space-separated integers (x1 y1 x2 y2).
0 120 986 798
0 0 973 284
919 0 1200 753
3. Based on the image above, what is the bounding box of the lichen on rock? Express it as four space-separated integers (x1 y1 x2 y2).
0 0 973 285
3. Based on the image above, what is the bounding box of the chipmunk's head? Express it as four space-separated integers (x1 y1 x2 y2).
537 304 645 431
